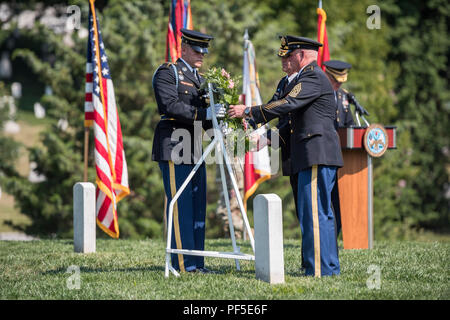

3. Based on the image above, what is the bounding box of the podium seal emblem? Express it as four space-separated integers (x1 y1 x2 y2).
364 124 388 157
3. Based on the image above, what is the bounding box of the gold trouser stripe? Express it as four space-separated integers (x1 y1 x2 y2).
311 165 321 277
168 161 185 272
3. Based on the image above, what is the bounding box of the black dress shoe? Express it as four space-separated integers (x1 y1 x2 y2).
197 267 216 274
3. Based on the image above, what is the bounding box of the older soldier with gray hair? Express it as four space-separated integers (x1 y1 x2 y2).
229 35 343 277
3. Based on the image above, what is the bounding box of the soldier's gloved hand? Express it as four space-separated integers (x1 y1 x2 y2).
206 103 226 119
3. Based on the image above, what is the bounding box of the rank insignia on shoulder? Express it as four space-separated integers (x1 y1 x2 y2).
288 82 302 97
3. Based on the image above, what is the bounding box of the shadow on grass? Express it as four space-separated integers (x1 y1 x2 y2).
42 264 248 277
41 262 311 282
41 265 165 275
204 240 251 249
205 240 300 250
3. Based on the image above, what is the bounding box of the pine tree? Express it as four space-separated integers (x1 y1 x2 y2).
383 0 450 232
0 82 21 184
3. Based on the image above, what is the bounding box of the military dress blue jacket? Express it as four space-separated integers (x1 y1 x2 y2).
152 58 212 163
251 61 343 173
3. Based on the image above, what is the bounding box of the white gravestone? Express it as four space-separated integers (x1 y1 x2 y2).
11 82 22 98
57 118 68 131
34 102 45 119
28 161 46 183
254 194 285 284
4 120 20 134
73 182 96 253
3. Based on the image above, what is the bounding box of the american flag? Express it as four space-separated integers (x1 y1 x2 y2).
85 2 129 238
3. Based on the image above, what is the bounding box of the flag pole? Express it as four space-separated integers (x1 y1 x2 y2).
83 0 96 182
84 127 89 181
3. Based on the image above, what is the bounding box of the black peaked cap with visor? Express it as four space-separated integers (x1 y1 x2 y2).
278 35 322 57
180 28 214 54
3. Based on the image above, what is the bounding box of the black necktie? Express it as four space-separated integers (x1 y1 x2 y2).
193 69 200 82
281 76 289 95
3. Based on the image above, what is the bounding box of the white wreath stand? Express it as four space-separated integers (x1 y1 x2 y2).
164 83 255 278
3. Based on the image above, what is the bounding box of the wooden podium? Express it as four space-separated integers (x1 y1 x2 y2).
337 126 396 249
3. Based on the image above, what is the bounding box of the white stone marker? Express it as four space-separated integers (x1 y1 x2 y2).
73 182 96 253
254 194 285 284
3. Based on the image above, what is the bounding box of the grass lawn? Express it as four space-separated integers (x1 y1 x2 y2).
0 238 448 300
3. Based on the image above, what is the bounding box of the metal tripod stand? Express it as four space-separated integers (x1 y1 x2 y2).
164 83 255 278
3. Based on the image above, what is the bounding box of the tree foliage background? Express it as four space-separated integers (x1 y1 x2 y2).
0 0 448 239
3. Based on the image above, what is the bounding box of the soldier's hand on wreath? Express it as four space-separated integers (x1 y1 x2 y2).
228 104 246 118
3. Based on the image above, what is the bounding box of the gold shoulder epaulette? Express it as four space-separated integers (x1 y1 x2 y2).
342 88 348 93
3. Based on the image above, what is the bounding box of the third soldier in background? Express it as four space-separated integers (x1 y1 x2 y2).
323 60 353 237
323 60 355 129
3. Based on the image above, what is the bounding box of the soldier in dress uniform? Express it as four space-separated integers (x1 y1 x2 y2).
323 60 354 237
152 28 226 273
248 36 305 215
323 60 355 129
229 35 343 277
251 36 309 268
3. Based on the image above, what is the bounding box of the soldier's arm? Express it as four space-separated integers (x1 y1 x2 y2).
251 73 321 124
153 66 207 124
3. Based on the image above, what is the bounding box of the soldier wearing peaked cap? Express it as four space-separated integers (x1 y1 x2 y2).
229 35 343 277
323 60 355 129
323 60 355 239
152 28 225 274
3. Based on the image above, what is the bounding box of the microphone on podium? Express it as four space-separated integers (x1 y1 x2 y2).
347 92 369 116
